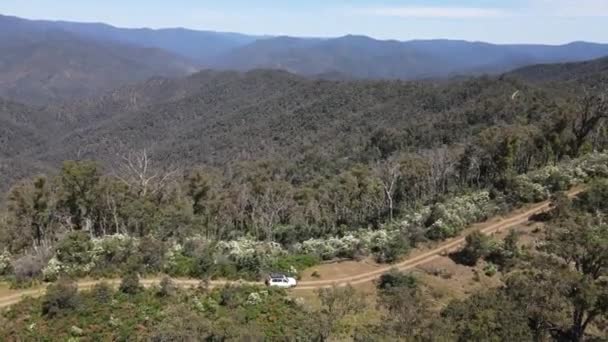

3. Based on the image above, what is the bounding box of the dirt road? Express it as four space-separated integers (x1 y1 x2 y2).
0 189 582 308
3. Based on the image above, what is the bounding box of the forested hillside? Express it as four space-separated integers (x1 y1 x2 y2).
509 56 608 84
0 53 607 341
0 67 590 187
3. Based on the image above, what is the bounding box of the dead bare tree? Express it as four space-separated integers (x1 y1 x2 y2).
423 147 459 197
113 149 179 198
572 92 608 154
375 157 402 222
251 184 293 241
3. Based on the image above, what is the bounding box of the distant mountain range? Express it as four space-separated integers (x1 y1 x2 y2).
1 13 608 106
214 36 608 80
0 15 198 105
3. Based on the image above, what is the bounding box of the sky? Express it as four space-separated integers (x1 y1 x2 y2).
2 0 607 44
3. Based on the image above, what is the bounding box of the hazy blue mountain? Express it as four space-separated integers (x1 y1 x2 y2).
2 13 608 90
216 35 608 79
0 15 198 105
0 14 259 64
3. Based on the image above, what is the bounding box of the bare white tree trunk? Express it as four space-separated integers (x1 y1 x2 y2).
113 149 178 198
376 157 401 222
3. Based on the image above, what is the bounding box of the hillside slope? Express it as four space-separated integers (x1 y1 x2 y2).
26 70 554 173
508 56 608 83
3 56 608 190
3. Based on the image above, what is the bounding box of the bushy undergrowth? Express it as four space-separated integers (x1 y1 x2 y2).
37 233 319 282
4 153 606 285
1 282 320 340
0 250 12 276
423 191 495 240
510 152 608 203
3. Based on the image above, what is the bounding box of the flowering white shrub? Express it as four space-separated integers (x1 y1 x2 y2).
91 234 137 264
42 257 62 281
215 238 286 261
0 250 12 275
193 296 219 313
359 229 394 252
43 234 140 280
287 265 297 275
529 165 581 191
511 175 550 203
512 152 608 200
577 152 608 178
295 239 328 259
529 152 608 188
164 242 186 271
246 291 268 305
294 229 401 260
399 207 431 230
425 191 493 240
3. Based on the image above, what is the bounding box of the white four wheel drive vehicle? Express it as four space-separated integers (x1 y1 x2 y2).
265 273 297 288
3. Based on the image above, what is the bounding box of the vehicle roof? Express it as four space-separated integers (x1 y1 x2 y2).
269 273 287 278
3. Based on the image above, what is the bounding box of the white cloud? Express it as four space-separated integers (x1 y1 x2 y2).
355 1 608 20
531 0 608 17
358 6 508 19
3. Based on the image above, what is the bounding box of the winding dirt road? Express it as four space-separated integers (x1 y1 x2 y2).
0 189 582 308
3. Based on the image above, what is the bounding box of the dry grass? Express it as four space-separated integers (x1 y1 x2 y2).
300 258 382 282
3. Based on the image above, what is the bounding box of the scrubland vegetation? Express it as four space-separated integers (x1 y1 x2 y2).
2 182 607 340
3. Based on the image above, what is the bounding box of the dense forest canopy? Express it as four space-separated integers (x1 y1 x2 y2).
2 56 607 190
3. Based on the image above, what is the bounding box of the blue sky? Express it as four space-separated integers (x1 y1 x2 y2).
2 0 607 44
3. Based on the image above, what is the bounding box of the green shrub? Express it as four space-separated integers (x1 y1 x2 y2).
92 235 135 273
374 234 410 263
158 277 177 297
193 250 215 278
510 175 548 203
138 236 166 273
377 269 417 291
234 252 269 278
271 254 320 276
56 232 94 266
92 281 114 304
119 272 142 295
167 254 197 277
212 259 240 280
486 230 520 270
483 263 497 277
545 170 573 192
273 224 325 246
453 231 497 266
42 278 79 318
575 179 608 213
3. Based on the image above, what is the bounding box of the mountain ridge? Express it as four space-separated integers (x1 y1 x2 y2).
3 13 608 86
0 15 199 105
